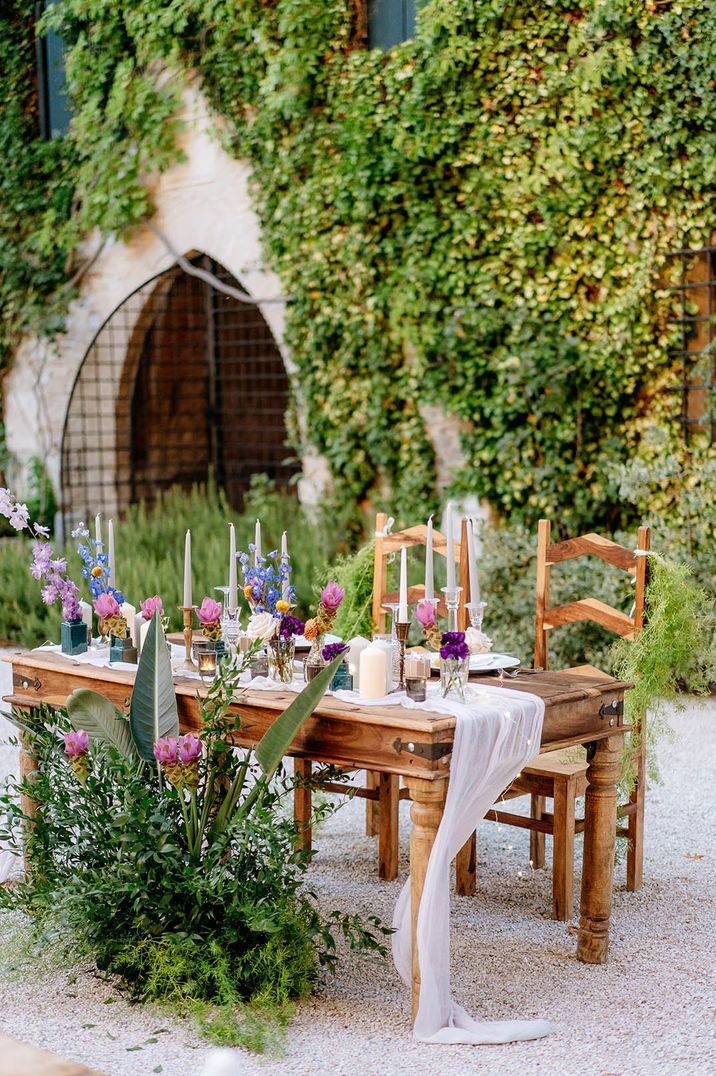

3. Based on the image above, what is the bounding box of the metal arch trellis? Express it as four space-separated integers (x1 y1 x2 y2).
663 240 716 445
60 255 298 534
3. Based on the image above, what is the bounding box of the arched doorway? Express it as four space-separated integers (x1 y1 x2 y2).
60 255 296 529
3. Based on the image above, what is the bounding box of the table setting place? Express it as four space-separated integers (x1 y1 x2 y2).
19 504 553 1045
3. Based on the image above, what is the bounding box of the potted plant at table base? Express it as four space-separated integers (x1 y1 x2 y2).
0 613 388 1049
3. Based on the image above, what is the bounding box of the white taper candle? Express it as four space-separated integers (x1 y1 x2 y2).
254 519 262 565
280 531 290 601
228 523 238 611
445 504 456 590
108 519 115 587
467 518 481 604
398 545 408 621
424 515 434 601
94 513 102 547
183 529 192 607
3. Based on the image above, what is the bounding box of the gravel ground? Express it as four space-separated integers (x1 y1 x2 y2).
0 651 714 1076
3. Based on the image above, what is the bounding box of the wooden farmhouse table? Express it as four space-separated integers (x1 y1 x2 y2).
4 650 630 1016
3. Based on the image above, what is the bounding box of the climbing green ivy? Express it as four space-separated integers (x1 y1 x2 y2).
2 0 716 526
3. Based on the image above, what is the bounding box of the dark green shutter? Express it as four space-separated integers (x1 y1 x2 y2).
368 0 417 49
36 1 72 139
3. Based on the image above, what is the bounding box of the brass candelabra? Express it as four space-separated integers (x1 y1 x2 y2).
178 605 197 671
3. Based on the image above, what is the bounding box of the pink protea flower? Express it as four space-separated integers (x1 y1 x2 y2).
177 733 202 764
63 729 89 757
153 736 178 764
196 597 222 626
94 592 120 620
141 595 164 621
415 599 437 628
320 580 345 612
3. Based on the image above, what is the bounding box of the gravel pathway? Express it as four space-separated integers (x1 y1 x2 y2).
0 652 713 1075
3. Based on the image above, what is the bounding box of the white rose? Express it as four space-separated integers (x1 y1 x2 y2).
465 627 493 654
246 611 278 643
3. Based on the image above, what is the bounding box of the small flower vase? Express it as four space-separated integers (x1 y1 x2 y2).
305 633 326 682
97 617 111 647
109 633 138 665
329 659 352 692
61 619 88 656
268 636 296 684
440 656 469 701
249 648 269 679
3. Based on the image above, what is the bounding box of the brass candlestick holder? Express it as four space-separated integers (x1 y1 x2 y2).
178 605 197 671
395 620 411 690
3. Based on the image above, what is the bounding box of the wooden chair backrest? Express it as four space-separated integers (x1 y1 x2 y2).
372 512 470 634
534 520 651 670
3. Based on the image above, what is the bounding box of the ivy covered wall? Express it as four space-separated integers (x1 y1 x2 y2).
2 0 716 528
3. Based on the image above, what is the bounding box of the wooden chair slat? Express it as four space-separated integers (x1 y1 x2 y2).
547 533 638 571
543 598 635 636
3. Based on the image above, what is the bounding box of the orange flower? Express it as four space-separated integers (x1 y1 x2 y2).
303 617 318 641
91 565 103 578
276 599 290 614
243 584 253 599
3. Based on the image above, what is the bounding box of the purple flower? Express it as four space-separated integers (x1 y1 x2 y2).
94 593 120 620
439 631 470 662
415 599 437 628
279 614 305 638
64 729 89 757
322 641 348 662
196 597 222 626
177 733 202 764
41 584 58 606
153 737 178 764
320 581 345 612
141 595 164 621
62 595 82 623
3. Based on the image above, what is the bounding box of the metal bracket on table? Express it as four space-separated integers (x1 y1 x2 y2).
393 737 452 762
598 699 623 725
16 674 42 692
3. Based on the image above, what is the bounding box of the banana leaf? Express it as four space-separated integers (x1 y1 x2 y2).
130 610 178 761
254 654 342 779
66 688 138 759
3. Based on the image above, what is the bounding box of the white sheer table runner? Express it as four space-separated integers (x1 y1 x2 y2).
28 649 552 1042
334 682 553 1045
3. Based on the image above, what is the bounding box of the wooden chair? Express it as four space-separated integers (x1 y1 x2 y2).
364 512 469 878
455 520 650 920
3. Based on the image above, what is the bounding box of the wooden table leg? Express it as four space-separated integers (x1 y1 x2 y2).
577 734 622 963
19 732 39 875
294 758 312 852
378 772 399 880
404 775 448 1020
365 770 379 836
455 832 476 895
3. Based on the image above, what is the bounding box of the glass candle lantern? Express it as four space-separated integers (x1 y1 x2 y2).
405 653 431 702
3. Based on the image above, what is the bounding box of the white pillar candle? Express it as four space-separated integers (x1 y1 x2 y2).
359 643 388 700
134 612 145 653
467 518 481 604
346 635 370 691
108 519 116 587
424 515 434 601
80 600 93 639
254 519 262 565
121 602 137 644
183 529 192 607
281 531 290 601
228 523 238 612
445 504 456 590
140 618 151 653
398 545 408 621
94 513 102 547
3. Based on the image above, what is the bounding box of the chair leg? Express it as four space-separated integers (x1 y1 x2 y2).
455 832 477 895
294 758 312 852
626 744 646 891
365 770 379 836
552 776 576 921
530 794 546 869
378 773 399 880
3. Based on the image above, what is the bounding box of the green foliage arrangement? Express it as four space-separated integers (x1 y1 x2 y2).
3 2 716 527
0 634 386 1049
612 554 715 784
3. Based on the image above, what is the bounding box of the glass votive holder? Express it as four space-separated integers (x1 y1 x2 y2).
404 654 431 702
249 649 269 679
192 641 218 682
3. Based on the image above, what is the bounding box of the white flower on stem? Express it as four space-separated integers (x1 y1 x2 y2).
465 626 493 654
8 503 29 530
246 611 277 642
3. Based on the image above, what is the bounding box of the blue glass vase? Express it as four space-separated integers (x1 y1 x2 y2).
61 620 88 656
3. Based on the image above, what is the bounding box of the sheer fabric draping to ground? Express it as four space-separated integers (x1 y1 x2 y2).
336 684 553 1045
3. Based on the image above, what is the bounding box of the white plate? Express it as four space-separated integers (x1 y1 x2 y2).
430 652 521 673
